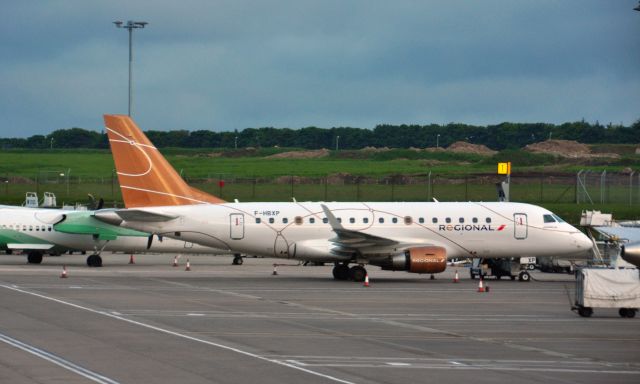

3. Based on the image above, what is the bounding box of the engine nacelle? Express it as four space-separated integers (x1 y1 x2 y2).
381 246 447 274
621 242 640 268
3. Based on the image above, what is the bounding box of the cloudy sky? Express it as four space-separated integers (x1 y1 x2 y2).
1 1 638 137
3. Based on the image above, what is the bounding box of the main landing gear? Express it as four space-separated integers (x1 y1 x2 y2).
86 254 103 267
27 251 43 264
232 254 244 265
332 263 367 282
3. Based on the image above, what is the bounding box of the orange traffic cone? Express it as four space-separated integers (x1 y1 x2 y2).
453 270 459 283
128 254 135 264
272 264 278 275
172 256 178 267
185 259 191 271
60 265 68 278
363 274 370 287
477 277 485 293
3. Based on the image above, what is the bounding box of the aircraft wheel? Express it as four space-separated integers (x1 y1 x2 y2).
6 249 13 255
349 266 367 282
27 252 43 264
470 272 476 280
232 255 243 265
510 276 516 281
495 275 502 280
628 309 637 318
87 254 103 268
619 308 629 318
332 264 350 280
518 271 531 282
578 307 593 318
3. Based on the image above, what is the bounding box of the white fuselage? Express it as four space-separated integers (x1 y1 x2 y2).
0 207 226 255
115 201 593 263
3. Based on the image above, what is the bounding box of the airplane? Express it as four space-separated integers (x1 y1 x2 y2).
95 114 594 282
0 206 235 266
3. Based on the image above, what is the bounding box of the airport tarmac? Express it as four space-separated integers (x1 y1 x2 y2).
0 253 638 384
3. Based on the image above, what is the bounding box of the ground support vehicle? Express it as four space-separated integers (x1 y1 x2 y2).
469 258 531 282
572 268 640 318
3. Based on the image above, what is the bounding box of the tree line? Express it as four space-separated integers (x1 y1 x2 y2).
2 120 639 150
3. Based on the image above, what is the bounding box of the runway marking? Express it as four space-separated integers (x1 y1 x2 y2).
0 284 355 384
0 332 120 384
272 355 640 374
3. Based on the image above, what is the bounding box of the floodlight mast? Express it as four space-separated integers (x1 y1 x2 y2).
113 20 148 116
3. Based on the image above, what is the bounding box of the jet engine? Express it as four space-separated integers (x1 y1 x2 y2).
621 242 640 268
379 246 447 274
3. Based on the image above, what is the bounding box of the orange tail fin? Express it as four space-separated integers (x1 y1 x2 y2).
103 114 225 208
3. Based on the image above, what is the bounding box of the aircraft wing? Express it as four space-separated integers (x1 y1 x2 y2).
7 243 55 250
54 211 149 240
0 229 56 251
320 204 398 249
113 209 178 222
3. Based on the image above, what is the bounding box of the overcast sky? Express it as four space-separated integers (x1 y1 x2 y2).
1 1 638 137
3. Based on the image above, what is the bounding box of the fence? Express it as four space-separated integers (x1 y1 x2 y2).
1 170 638 207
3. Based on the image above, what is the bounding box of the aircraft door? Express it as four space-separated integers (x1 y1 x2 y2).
229 213 245 240
513 213 527 240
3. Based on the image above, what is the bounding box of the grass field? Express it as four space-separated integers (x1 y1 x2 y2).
1 149 638 223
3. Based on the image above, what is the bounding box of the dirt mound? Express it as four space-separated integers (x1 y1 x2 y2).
446 141 497 155
266 149 330 159
524 140 590 158
360 146 391 152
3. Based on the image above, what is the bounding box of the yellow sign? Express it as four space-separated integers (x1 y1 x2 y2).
497 162 511 175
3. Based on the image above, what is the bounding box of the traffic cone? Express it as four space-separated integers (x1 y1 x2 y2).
128 254 135 264
272 264 278 275
363 274 370 287
172 256 178 267
453 270 459 283
60 265 68 278
185 259 191 271
477 277 485 293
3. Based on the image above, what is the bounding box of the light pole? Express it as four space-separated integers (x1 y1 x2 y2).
113 20 148 116
336 135 340 151
234 136 238 149
436 134 440 149
50 138 54 149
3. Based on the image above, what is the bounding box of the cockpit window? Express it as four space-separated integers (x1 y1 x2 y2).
552 214 565 223
543 214 556 223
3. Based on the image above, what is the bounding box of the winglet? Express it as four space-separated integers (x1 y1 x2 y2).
103 114 225 208
320 204 344 231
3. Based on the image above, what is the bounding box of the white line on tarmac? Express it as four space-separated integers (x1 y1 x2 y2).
0 332 120 384
0 284 355 384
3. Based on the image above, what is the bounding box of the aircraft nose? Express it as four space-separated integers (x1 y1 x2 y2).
573 231 594 256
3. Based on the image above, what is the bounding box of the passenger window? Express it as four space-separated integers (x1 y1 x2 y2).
392 218 398 224
29 225 33 231
256 218 261 224
337 218 342 223
363 218 369 224
282 218 288 224
295 216 303 225
459 217 464 223
323 218 328 224
404 216 412 225
379 218 385 224
309 218 315 224
36 226 40 231
432 218 438 224
445 218 451 224
418 218 424 224
48 226 52 231
472 217 478 223
269 218 275 224
349 218 355 224
543 214 556 223
486 217 492 223
23 225 26 231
